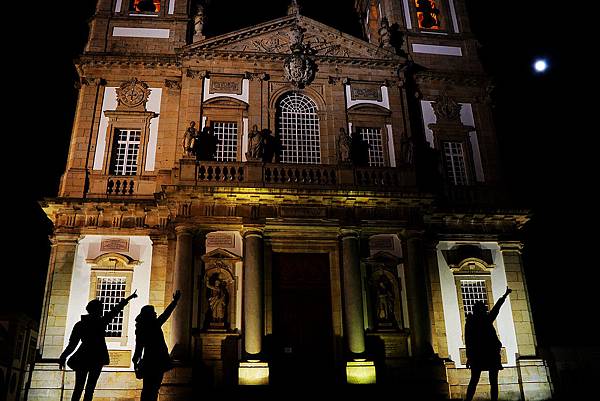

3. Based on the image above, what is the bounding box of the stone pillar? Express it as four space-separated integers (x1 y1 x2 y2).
171 225 194 361
39 234 79 359
340 229 366 356
242 229 264 358
500 242 537 356
405 235 434 357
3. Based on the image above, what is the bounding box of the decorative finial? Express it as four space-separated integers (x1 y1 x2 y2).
288 0 301 16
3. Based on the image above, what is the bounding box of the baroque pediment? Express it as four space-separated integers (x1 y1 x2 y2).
182 15 400 62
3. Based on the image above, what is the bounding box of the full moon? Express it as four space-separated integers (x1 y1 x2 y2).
534 59 548 73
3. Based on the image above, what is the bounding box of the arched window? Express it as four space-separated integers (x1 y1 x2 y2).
277 92 321 164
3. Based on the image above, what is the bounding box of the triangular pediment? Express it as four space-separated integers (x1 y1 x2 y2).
182 15 400 62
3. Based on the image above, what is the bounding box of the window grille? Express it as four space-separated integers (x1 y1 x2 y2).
358 127 385 166
96 277 127 337
460 280 488 316
112 129 141 176
277 92 321 164
443 141 468 185
212 122 238 161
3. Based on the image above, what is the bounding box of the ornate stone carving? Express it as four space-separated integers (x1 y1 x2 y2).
164 79 181 90
432 93 462 122
283 24 317 88
186 69 209 79
116 78 151 109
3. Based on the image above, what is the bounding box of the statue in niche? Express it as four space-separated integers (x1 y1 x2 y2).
182 121 198 157
246 124 263 161
336 128 351 164
372 275 397 327
205 272 232 327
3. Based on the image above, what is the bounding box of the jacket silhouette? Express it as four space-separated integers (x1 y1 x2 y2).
59 291 137 401
133 290 181 401
464 287 512 401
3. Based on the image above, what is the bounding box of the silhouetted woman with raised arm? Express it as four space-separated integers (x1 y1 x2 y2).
464 287 512 401
133 290 181 401
59 290 138 401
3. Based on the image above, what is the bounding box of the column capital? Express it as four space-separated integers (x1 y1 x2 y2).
150 234 169 246
241 227 264 239
498 241 523 253
175 224 195 237
339 228 360 239
50 234 81 246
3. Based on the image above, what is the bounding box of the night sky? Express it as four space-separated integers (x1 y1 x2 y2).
5 1 597 347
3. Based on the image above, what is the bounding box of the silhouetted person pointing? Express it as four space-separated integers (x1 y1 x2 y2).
59 290 138 401
464 287 512 401
133 290 181 401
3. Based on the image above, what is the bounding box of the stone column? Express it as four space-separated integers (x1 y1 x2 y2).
405 234 434 357
40 234 79 359
171 225 194 361
340 229 366 357
242 229 265 358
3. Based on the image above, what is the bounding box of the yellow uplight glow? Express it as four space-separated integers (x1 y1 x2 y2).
238 361 270 385
346 360 376 384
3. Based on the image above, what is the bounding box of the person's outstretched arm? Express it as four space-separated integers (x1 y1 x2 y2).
103 290 138 325
157 290 181 326
489 287 512 321
59 322 82 369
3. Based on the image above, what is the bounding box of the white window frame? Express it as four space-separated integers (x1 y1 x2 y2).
212 121 239 162
358 127 385 167
443 141 468 185
96 276 127 338
277 93 321 165
111 129 141 176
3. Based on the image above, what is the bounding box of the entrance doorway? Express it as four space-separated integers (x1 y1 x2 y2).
271 253 334 385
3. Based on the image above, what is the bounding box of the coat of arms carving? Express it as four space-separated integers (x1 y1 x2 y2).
116 78 151 109
283 25 317 88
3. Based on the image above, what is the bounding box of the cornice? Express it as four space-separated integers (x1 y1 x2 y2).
76 53 181 69
414 70 491 88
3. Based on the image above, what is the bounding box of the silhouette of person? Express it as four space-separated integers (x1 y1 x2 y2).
132 290 181 401
194 127 219 161
464 287 512 401
59 290 138 401
350 130 370 166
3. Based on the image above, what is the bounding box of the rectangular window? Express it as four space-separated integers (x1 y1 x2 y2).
212 122 238 162
111 129 141 176
460 280 488 316
359 127 385 167
130 0 161 13
443 141 468 185
415 0 442 30
96 277 127 337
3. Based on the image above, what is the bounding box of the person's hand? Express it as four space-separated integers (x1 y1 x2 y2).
466 361 471 369
505 287 512 296
59 356 65 370
129 289 138 300
173 290 181 302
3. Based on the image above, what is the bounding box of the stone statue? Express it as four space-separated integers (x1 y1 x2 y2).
246 124 263 161
261 129 282 163
205 273 230 324
193 2 205 41
401 135 415 165
195 126 219 161
379 17 392 49
375 277 394 322
182 121 198 157
336 128 351 164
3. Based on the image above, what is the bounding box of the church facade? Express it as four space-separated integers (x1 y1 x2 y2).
29 1 552 400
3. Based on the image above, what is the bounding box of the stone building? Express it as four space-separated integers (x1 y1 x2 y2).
30 0 552 399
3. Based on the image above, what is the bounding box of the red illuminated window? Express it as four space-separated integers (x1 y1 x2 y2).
415 0 441 30
130 0 161 13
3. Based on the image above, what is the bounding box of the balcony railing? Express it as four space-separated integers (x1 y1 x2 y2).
176 159 416 191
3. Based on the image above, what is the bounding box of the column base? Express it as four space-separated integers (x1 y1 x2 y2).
346 360 377 384
238 361 270 385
